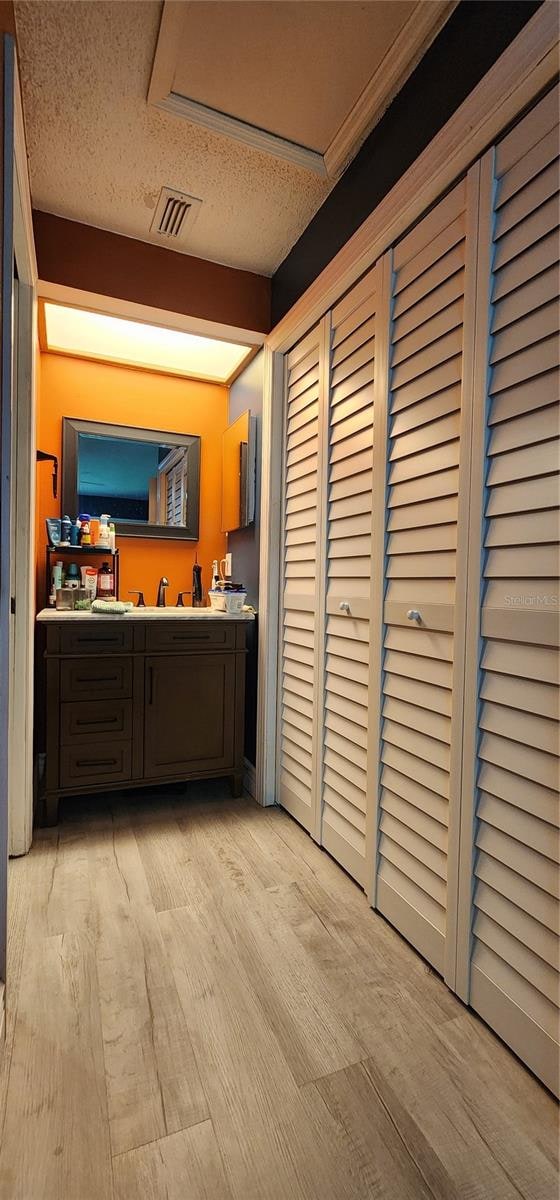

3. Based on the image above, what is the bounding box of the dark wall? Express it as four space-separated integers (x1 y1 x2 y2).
34 210 272 335
272 0 542 325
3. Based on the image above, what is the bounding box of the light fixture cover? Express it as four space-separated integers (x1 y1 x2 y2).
43 303 251 383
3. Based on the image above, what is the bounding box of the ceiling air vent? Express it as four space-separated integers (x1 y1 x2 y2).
149 187 202 245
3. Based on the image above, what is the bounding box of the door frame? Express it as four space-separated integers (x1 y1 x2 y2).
256 5 557 811
8 50 38 858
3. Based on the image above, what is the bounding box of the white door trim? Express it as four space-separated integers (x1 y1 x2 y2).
256 346 285 805
9 52 37 857
255 5 557 812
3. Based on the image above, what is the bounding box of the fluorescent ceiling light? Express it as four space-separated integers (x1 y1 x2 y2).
43 303 251 383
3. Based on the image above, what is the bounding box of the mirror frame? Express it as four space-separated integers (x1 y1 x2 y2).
62 417 201 540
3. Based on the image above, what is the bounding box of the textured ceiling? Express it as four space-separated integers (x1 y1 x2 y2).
16 0 332 275
15 0 443 277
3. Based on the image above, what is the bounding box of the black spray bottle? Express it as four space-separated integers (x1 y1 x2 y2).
192 553 203 607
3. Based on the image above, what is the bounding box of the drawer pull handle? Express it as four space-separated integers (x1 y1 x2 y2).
76 716 118 727
76 758 118 768
77 635 120 644
171 634 211 641
76 675 119 684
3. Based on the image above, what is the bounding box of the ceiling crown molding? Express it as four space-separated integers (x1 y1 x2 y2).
148 0 455 180
324 0 457 178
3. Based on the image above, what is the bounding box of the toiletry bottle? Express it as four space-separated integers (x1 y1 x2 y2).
60 515 72 545
52 560 64 592
65 562 81 589
46 517 61 547
79 514 91 545
98 514 111 548
70 518 80 546
50 560 62 605
81 565 98 600
89 517 100 546
109 522 116 551
97 561 115 600
192 557 203 607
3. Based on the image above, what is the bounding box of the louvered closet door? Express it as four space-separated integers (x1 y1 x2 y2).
375 181 471 975
320 265 383 885
279 326 324 835
462 89 560 1096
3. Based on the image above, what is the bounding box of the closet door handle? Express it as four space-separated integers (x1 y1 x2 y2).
407 609 422 624
339 601 351 614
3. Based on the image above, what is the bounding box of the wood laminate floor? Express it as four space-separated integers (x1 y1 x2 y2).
0 784 557 1199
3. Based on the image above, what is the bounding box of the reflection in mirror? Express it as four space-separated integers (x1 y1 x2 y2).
63 418 200 540
221 410 256 533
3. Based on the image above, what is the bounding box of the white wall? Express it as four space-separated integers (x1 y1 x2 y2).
227 351 263 607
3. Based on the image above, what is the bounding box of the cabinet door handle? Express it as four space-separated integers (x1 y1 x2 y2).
76 716 118 727
76 758 117 768
148 666 154 706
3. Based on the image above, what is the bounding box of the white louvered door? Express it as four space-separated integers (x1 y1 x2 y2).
276 82 558 1098
374 181 475 975
320 263 386 885
456 89 560 1097
278 325 326 836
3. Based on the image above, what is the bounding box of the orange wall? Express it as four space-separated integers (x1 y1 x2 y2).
36 353 227 608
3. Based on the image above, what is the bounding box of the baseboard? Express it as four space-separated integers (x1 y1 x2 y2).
243 757 257 801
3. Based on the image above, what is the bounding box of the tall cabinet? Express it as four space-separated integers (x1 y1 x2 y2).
277 85 559 1096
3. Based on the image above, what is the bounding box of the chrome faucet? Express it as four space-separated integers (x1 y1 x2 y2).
156 576 169 607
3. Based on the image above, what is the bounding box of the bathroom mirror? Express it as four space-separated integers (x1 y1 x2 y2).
62 417 200 540
221 410 256 533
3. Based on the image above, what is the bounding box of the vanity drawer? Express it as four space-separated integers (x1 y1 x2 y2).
60 698 132 745
60 657 133 701
60 742 132 789
59 624 133 656
145 622 236 652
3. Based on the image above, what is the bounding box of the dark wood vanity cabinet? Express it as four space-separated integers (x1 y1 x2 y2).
41 618 249 825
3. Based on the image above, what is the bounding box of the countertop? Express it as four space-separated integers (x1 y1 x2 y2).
36 607 256 622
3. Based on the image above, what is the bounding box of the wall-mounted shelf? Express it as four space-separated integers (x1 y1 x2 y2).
45 545 120 605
